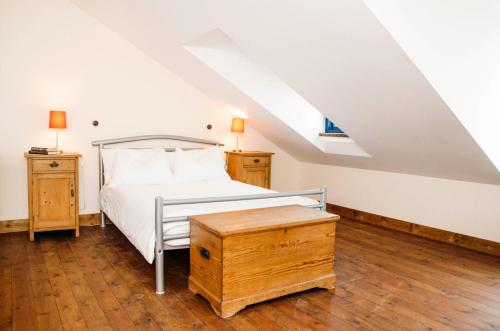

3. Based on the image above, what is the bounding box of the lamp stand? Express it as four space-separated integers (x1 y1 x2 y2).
48 129 62 153
233 134 242 152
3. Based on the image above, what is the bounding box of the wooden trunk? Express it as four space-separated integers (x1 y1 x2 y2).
188 205 338 318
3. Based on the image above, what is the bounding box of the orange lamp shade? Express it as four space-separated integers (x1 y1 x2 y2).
49 111 67 129
231 117 244 133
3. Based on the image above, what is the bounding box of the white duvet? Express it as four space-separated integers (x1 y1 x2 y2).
100 180 318 263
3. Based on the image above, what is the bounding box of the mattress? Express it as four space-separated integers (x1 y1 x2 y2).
100 180 318 263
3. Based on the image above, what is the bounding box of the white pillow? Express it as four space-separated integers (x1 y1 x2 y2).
108 149 174 186
173 147 230 183
101 149 117 185
165 151 176 171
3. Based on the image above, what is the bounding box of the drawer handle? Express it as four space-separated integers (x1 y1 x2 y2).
253 159 260 164
71 189 75 197
49 161 60 168
199 247 210 260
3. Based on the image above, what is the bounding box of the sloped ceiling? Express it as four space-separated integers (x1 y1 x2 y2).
365 0 500 173
68 0 500 184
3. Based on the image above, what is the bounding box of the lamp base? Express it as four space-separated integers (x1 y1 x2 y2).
233 149 242 152
47 147 63 154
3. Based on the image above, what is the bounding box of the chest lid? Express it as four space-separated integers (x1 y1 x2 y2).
188 204 339 238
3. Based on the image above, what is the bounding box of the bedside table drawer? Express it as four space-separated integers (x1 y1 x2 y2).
33 159 76 172
243 156 270 167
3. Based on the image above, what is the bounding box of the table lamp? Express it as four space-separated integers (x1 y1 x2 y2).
49 110 66 152
231 117 244 152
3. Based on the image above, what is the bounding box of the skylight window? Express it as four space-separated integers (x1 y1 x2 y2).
320 118 349 138
184 29 369 157
325 118 345 134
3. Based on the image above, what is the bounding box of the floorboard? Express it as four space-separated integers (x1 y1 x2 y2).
27 241 63 330
11 234 38 331
0 235 13 331
1 219 499 330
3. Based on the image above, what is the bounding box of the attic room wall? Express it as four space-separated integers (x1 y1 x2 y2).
0 0 299 222
66 0 500 185
365 0 500 172
300 163 500 242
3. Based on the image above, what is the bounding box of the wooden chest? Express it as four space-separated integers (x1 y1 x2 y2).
188 205 339 318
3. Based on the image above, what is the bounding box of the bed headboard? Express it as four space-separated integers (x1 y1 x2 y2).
91 134 223 149
91 135 224 227
91 134 224 193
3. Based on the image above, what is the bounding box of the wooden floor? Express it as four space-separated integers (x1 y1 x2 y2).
1 219 500 331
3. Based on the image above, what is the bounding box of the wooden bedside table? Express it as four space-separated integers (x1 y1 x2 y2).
225 151 273 189
25 152 81 241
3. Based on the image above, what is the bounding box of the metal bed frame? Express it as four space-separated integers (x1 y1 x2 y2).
92 135 327 294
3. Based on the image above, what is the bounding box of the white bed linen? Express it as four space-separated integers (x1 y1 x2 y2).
100 180 318 263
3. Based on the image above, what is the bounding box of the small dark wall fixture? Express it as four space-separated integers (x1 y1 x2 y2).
92 120 99 127
207 124 212 130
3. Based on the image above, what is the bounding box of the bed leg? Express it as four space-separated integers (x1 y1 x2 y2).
155 196 165 295
155 248 165 295
100 211 106 228
320 186 328 212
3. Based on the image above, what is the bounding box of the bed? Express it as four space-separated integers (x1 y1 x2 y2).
92 135 327 294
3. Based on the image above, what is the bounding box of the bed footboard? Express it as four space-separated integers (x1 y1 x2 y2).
154 187 327 295
155 197 166 294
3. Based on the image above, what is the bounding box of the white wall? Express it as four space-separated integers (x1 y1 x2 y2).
68 0 500 185
300 163 500 242
185 29 325 148
365 0 500 171
0 0 299 221
2 0 498 245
